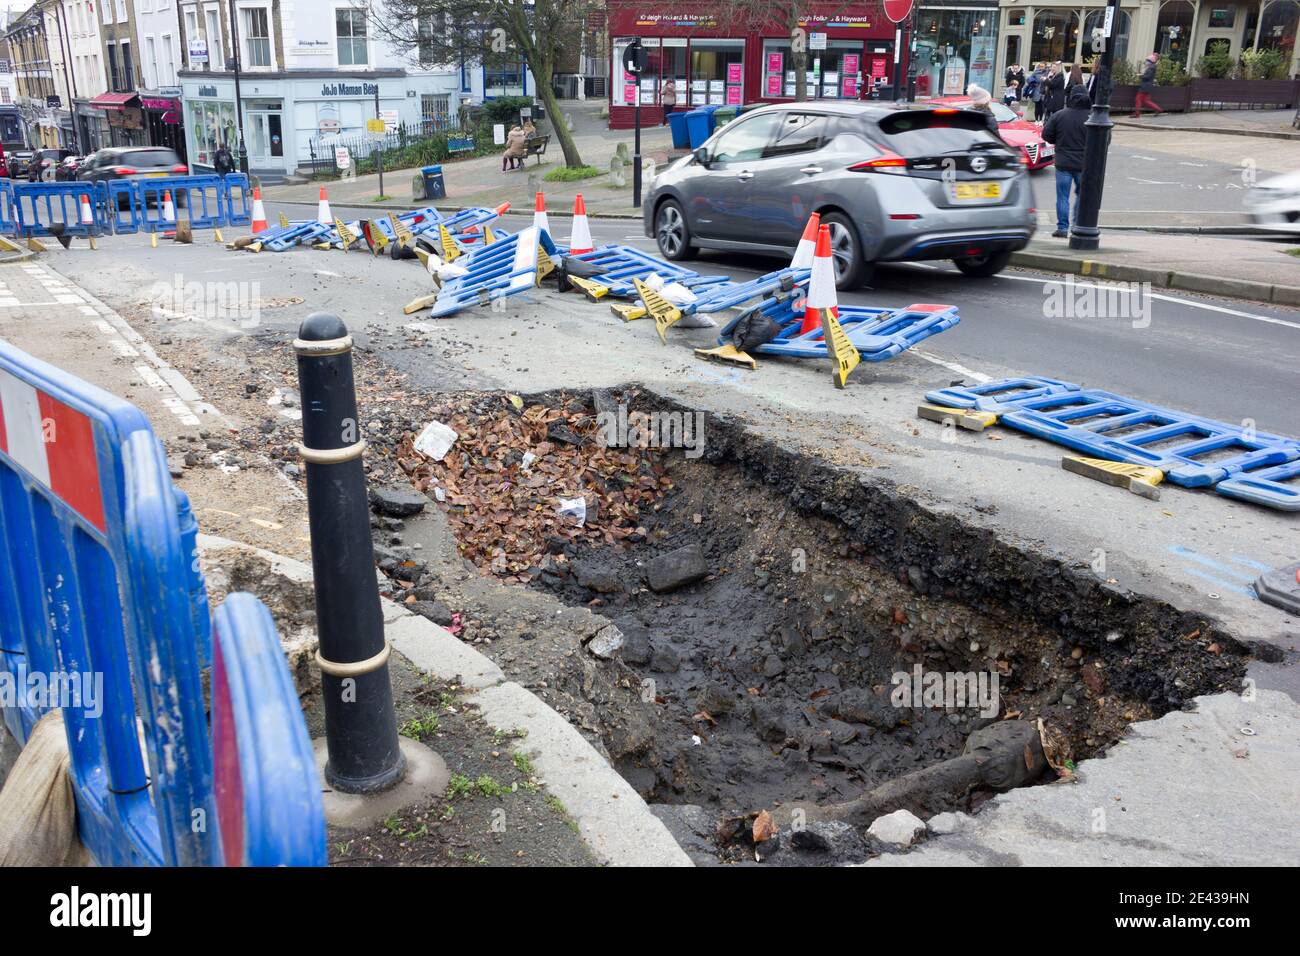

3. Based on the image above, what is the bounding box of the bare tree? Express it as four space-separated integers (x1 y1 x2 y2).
362 0 598 167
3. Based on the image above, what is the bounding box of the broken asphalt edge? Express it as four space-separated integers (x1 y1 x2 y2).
1008 249 1300 307
861 687 1300 866
197 533 694 868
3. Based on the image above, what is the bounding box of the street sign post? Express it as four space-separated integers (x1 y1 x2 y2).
884 0 915 101
1071 0 1122 250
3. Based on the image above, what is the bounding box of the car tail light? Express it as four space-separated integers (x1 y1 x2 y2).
171 164 188 173
932 108 959 115
848 149 907 172
115 166 137 175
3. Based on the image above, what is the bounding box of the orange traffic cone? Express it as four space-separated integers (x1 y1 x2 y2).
78 192 97 250
494 201 511 216
317 186 332 225
569 194 593 254
533 192 549 234
800 224 838 334
161 190 177 240
250 186 268 234
790 212 821 269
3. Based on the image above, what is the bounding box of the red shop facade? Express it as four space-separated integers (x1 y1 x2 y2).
607 2 899 129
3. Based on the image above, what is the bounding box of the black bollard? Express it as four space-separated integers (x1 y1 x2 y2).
295 313 405 793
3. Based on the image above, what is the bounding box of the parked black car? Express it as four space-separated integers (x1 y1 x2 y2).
55 155 85 181
76 147 188 186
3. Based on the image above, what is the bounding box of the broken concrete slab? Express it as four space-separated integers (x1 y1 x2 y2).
369 485 429 517
865 690 1300 867
868 808 926 846
645 543 708 593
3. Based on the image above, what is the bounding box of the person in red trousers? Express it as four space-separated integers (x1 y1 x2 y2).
1134 53 1165 119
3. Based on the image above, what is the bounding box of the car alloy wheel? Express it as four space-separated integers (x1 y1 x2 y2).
657 203 685 257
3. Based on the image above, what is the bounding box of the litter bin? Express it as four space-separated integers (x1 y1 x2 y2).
685 106 721 150
421 164 445 200
667 110 691 149
713 105 740 130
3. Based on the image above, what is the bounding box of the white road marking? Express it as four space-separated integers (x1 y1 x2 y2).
994 272 1300 330
911 349 993 383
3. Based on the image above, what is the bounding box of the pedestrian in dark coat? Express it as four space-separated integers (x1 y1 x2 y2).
1042 86 1093 237
1042 63 1066 118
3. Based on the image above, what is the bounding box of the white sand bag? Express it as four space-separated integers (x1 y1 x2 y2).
0 712 92 866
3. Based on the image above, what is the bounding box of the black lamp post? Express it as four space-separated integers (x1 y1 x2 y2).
1069 0 1122 251
227 0 249 173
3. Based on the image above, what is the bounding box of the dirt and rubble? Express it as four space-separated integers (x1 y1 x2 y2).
172 331 1252 866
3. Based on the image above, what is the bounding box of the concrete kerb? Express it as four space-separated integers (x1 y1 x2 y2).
1112 118 1300 141
1009 249 1300 307
196 534 693 867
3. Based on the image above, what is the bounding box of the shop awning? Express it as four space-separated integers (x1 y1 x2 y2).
89 92 140 111
141 97 180 112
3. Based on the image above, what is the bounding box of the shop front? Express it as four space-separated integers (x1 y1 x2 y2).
911 4 1000 99
89 92 147 148
141 94 186 162
607 3 897 129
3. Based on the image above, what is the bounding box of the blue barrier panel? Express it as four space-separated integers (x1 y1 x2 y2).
720 302 961 362
431 225 556 317
0 177 14 233
1215 459 1300 511
211 594 326 865
998 389 1300 487
222 173 251 226
566 244 701 296
137 175 226 231
12 181 111 238
923 376 1082 411
0 341 323 866
105 180 142 234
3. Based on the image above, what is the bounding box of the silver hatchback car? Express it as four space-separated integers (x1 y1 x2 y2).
644 102 1036 288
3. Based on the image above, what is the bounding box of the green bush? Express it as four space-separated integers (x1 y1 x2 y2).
543 164 602 182
1155 57 1191 86
1239 46 1289 81
1109 59 1140 86
1196 40 1235 79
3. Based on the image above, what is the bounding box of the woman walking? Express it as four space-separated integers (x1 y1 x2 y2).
1042 62 1066 121
1134 53 1165 119
661 78 677 125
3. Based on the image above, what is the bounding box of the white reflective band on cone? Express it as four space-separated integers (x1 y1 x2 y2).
806 254 838 310
790 238 815 269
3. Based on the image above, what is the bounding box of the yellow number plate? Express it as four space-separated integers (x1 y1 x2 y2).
953 182 1001 200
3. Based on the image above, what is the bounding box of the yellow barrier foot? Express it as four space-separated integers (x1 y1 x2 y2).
916 403 999 432
610 303 648 321
819 309 860 389
1061 456 1164 501
403 293 439 315
25 237 47 253
634 278 683 344
694 344 757 370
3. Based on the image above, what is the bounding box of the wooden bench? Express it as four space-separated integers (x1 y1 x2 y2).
447 136 474 157
524 135 550 165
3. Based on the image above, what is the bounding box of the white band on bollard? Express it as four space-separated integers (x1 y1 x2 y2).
293 334 353 356
298 439 367 465
316 640 391 678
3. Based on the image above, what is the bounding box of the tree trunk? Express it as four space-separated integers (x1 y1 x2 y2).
533 67 584 167
794 49 808 102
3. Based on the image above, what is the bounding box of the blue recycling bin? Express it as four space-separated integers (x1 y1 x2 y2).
421 164 445 200
685 106 722 150
667 110 691 149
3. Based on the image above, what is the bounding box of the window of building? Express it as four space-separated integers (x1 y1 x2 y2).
205 7 224 69
188 97 235 166
120 41 133 89
117 0 128 21
1155 1 1194 65
689 39 744 106
243 7 272 67
146 36 158 87
484 61 524 94
336 7 368 66
421 93 449 130
103 0 113 24
107 43 119 88
1208 7 1235 28
1257 0 1299 54
761 38 864 100
1081 9 1131 65
1008 10 1025 27
417 15 442 66
162 34 176 85
1029 9 1079 66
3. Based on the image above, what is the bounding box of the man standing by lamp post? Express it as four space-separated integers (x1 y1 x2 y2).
1069 0 1122 251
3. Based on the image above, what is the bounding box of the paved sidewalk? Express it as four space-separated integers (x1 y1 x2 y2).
1115 107 1299 140
1013 231 1300 307
265 122 677 218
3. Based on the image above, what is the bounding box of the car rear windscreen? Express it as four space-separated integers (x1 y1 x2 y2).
876 111 1003 156
129 150 181 167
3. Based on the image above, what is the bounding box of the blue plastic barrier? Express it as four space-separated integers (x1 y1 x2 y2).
998 390 1300 487
0 177 14 233
222 173 252 226
1215 459 1300 511
0 341 324 866
11 181 111 238
721 302 961 362
137 175 226 232
924 376 1082 412
430 225 555 317
105 180 143 234
566 244 702 296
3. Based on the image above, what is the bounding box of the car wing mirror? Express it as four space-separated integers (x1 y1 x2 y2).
693 146 712 167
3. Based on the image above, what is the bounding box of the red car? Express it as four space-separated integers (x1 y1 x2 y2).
925 96 1055 171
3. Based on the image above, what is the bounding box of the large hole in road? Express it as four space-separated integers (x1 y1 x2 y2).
367 380 1250 863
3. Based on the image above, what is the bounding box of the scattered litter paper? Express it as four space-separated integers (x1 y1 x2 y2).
414 420 458 461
